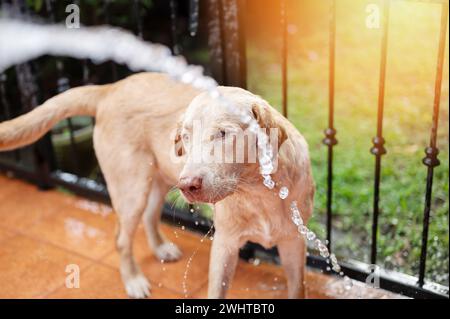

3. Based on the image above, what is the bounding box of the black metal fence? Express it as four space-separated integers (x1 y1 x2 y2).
0 0 448 299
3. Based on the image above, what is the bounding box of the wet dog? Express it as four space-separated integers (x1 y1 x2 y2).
0 72 314 298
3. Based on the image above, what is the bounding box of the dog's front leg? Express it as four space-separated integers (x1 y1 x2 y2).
278 237 307 298
207 231 239 299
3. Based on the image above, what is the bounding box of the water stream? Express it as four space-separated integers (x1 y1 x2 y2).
0 18 353 295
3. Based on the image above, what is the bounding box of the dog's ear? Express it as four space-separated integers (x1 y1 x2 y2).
251 102 287 147
174 120 185 157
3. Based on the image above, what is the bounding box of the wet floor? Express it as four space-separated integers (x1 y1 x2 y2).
0 173 404 299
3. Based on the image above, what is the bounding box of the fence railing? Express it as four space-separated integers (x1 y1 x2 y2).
0 0 448 299
276 0 448 298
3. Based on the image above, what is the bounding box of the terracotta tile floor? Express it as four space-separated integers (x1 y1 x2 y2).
0 174 404 299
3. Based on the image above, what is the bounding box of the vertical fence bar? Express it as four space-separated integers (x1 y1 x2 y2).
133 0 143 39
73 0 90 85
322 0 338 252
218 0 228 85
0 73 21 162
418 1 448 287
370 0 390 265
206 0 226 84
236 0 247 89
170 0 180 55
103 0 118 81
6 0 57 188
46 0 80 174
218 0 246 87
15 61 55 188
82 60 90 84
281 0 288 118
189 0 200 37
0 74 11 118
75 0 94 125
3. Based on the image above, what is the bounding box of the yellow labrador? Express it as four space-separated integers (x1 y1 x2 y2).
0 72 315 299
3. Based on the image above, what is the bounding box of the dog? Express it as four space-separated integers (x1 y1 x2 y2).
0 72 315 299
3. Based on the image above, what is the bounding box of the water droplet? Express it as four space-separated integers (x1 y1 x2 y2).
181 225 185 231
306 230 316 241
332 264 341 273
330 254 338 264
263 176 275 189
319 245 330 258
343 276 353 290
298 225 307 235
195 221 199 226
222 282 226 287
291 214 302 226
190 208 194 213
279 186 289 199
290 204 303 226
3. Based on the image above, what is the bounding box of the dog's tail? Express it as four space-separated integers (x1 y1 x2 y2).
0 85 107 151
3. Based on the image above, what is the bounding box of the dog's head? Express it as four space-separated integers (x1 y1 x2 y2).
174 87 287 204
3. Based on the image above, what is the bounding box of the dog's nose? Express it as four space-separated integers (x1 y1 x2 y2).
178 176 203 193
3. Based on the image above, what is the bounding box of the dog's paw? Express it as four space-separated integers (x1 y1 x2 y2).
125 274 151 299
155 242 182 262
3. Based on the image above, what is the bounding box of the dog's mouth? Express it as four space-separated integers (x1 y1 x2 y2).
180 189 231 204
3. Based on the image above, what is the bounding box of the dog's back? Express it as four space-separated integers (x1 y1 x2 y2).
0 72 199 158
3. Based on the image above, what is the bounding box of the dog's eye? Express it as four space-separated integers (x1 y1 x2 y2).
212 130 226 140
182 134 190 143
